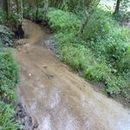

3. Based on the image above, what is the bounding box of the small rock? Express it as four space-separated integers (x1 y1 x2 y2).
29 73 32 77
43 65 47 69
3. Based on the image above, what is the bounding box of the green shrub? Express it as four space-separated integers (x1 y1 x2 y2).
48 0 100 12
83 8 130 75
0 49 19 130
0 25 14 46
117 46 130 74
0 9 22 27
54 32 86 48
0 10 6 24
89 36 129 74
55 33 93 71
106 76 126 95
0 22 19 129
0 101 19 130
54 32 76 46
23 5 34 20
24 6 46 21
0 51 18 101
121 78 130 100
59 45 86 71
83 9 113 40
83 8 129 41
47 9 81 33
54 32 96 71
47 8 130 100
84 62 111 81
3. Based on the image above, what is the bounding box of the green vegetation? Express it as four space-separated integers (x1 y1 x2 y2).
47 8 130 100
0 102 19 130
47 9 81 32
0 25 14 46
0 50 18 101
0 0 129 128
0 26 19 129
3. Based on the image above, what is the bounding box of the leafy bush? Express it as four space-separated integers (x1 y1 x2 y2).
59 45 86 71
47 9 81 32
24 5 46 21
0 10 6 24
47 8 130 101
117 46 130 74
121 77 130 100
83 8 129 41
54 32 96 71
23 6 38 20
88 35 129 74
0 46 19 129
0 15 19 128
0 25 14 46
83 8 130 96
0 51 18 101
106 76 126 95
84 62 111 82
83 9 113 40
49 0 100 12
82 8 130 74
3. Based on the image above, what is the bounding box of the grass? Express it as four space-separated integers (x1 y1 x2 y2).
0 50 18 101
0 102 19 130
47 9 81 33
0 25 19 130
47 8 130 102
0 48 19 130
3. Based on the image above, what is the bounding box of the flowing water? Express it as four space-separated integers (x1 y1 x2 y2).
14 20 130 130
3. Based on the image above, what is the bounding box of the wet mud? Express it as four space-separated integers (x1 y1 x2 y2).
14 20 130 130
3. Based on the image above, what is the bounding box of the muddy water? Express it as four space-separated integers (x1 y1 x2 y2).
14 20 130 130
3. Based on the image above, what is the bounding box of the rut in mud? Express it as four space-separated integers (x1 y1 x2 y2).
14 20 130 130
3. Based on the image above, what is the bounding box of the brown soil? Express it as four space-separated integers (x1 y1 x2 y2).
14 20 130 130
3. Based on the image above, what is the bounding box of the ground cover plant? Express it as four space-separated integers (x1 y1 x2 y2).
0 26 19 130
47 8 130 102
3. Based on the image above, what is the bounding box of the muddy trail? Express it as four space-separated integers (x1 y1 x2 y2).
14 20 130 130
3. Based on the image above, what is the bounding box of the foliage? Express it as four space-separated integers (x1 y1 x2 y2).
0 37 19 129
23 6 36 20
23 1 48 21
23 6 46 21
48 0 100 12
82 8 130 74
106 75 126 95
47 9 81 33
84 62 111 82
54 33 96 71
0 50 18 101
0 101 19 130
114 0 130 21
47 8 130 100
83 8 130 96
0 10 6 24
82 9 113 40
0 25 14 46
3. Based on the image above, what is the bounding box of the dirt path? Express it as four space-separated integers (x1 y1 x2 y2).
14 20 130 130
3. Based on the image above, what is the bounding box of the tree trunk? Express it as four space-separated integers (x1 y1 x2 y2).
35 0 39 20
44 0 49 16
3 0 10 18
20 0 24 20
114 0 121 15
15 0 23 20
15 0 20 13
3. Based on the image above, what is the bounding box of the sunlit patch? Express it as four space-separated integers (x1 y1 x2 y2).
40 114 52 130
48 88 61 109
